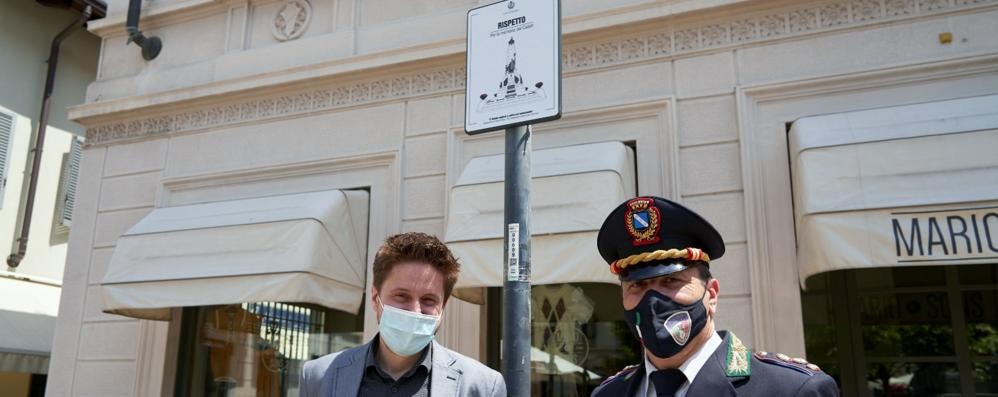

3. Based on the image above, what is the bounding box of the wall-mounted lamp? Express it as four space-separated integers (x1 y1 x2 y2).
126 0 162 60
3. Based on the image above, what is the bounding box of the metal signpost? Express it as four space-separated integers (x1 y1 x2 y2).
466 0 561 395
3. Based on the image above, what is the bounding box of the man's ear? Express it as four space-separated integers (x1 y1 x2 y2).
706 278 720 315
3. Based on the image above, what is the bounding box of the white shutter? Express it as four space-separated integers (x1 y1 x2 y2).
0 112 14 209
59 137 83 227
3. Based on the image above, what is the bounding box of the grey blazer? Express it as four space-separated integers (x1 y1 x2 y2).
299 339 506 397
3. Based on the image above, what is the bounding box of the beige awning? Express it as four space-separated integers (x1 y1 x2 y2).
101 190 369 321
790 94 998 286
445 142 635 302
0 276 60 374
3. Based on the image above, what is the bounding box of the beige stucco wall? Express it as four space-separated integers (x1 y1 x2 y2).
49 0 998 395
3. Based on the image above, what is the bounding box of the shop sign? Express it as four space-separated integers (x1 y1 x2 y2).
860 293 951 325
859 291 993 325
797 204 998 285
465 0 561 134
891 206 998 263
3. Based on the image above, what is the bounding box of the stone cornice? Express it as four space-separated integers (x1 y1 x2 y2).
82 0 998 147
88 0 752 37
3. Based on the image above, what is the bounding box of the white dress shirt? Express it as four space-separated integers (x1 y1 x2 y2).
637 331 723 397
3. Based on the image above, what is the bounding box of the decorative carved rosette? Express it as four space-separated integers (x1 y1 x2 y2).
273 0 311 42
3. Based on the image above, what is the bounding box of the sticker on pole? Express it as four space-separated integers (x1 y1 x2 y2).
465 0 561 135
507 223 521 282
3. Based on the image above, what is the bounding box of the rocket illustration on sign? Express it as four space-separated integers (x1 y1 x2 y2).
476 36 547 111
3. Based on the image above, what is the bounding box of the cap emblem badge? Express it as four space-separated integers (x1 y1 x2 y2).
624 198 661 246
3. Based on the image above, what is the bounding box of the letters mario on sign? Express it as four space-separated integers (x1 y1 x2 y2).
891 206 998 262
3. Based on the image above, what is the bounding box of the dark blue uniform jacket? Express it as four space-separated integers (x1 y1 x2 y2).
591 331 839 396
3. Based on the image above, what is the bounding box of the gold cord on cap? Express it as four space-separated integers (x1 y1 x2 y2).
610 247 709 275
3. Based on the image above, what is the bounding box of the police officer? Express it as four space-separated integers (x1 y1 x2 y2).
592 196 839 397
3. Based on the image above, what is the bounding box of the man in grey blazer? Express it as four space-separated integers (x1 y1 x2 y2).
299 232 506 396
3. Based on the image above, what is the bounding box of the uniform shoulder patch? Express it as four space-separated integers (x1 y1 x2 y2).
599 364 640 386
754 351 823 376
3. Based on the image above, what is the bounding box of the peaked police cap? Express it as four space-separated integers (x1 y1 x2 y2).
597 196 725 281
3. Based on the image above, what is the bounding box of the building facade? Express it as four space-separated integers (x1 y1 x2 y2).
0 1 99 395
49 0 998 396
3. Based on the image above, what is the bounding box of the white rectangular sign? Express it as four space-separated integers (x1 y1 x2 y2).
465 0 561 135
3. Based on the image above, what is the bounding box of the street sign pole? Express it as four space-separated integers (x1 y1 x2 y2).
465 0 560 392
502 124 531 396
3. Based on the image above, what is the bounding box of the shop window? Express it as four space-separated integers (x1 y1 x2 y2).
175 302 364 397
485 283 642 396
802 264 998 397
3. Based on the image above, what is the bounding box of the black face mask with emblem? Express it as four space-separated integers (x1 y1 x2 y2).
624 287 708 359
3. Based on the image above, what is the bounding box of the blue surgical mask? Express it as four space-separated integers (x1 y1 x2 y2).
377 297 440 357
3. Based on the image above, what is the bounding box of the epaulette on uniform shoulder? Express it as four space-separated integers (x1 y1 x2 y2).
754 352 823 376
599 364 640 386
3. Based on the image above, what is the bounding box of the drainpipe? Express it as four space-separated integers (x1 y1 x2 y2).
126 0 162 60
6 5 98 270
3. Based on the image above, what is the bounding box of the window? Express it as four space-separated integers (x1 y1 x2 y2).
175 302 364 397
53 136 82 240
58 136 82 227
0 111 15 209
803 265 998 397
